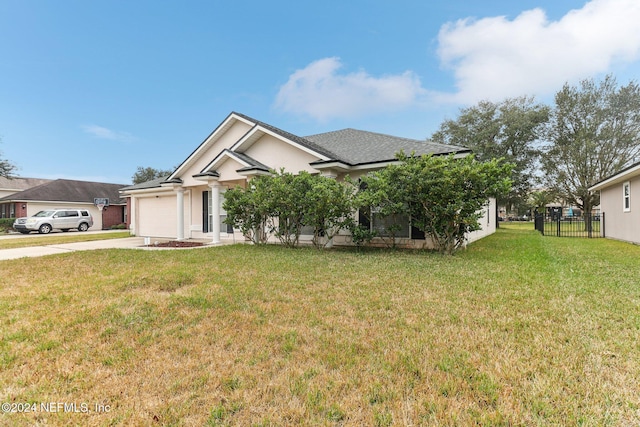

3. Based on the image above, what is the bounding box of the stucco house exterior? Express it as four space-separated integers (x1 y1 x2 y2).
0 179 127 230
589 160 640 244
121 111 497 248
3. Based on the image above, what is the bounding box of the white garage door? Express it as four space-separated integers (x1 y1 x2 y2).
137 196 176 238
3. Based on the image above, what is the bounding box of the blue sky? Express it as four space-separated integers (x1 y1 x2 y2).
2 0 640 184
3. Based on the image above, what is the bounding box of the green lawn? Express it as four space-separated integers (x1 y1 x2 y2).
0 231 130 250
0 227 638 426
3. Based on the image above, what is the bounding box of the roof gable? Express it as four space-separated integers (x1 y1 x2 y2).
168 112 255 181
200 149 270 175
230 113 339 160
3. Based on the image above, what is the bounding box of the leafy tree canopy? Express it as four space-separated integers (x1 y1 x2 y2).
132 166 173 184
0 138 17 178
431 96 549 214
528 189 557 213
542 74 640 216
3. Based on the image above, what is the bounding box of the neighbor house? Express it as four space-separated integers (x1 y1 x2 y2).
121 111 497 248
589 160 640 244
0 176 52 218
0 179 127 230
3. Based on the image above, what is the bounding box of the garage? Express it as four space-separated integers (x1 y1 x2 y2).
137 196 176 238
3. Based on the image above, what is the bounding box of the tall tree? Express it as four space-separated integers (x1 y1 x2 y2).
132 166 173 184
542 75 640 218
431 96 549 214
528 189 557 214
0 139 17 178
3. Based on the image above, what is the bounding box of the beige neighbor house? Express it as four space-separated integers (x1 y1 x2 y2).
121 112 498 248
589 160 640 244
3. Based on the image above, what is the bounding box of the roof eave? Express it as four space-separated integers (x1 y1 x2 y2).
589 162 640 191
237 169 273 177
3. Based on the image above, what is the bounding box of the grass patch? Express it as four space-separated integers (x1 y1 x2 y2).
0 228 639 425
0 231 130 250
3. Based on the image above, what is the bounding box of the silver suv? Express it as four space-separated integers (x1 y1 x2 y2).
13 209 94 234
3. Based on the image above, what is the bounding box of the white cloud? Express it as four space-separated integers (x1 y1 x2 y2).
274 57 426 121
82 125 136 142
436 0 640 104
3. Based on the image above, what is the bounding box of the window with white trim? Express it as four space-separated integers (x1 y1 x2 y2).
623 181 631 212
203 190 232 233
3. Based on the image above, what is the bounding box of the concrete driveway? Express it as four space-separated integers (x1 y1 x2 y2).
0 233 147 261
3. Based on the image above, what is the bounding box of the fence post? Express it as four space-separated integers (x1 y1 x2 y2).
556 216 561 237
534 214 544 235
602 212 605 238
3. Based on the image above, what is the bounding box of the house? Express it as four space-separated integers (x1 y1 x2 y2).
0 179 127 230
121 111 497 247
0 176 52 218
589 160 640 244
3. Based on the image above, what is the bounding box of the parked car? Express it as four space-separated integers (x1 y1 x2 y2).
13 209 94 234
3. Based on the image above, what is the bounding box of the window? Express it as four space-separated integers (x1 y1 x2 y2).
203 190 232 233
300 224 315 236
623 181 631 212
359 207 424 239
371 209 410 238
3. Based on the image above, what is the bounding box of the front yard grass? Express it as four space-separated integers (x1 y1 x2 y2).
0 227 638 425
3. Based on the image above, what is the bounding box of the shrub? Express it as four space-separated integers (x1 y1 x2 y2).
224 171 357 248
0 218 15 233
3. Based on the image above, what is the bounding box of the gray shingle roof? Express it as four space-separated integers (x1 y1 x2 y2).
0 179 127 204
0 176 52 191
304 128 470 165
120 175 171 191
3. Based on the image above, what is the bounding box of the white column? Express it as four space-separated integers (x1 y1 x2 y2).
209 182 221 244
175 188 185 241
129 196 136 236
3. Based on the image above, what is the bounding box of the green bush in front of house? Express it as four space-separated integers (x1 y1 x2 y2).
224 153 513 254
224 170 356 249
0 218 15 233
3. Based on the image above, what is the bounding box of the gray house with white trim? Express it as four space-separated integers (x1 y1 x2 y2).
589 161 640 244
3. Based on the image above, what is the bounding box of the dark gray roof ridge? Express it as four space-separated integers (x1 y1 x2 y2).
304 128 470 165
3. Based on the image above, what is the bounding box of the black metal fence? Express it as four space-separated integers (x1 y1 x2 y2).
534 213 605 238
